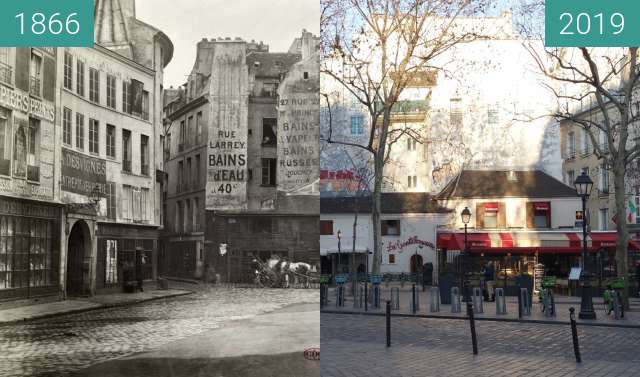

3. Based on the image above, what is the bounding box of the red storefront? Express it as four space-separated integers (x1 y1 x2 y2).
436 230 640 295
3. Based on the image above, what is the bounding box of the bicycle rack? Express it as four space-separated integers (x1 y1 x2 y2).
429 287 440 312
495 288 507 315
472 287 484 314
451 286 461 313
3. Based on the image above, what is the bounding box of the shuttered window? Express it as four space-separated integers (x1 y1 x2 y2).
320 220 333 235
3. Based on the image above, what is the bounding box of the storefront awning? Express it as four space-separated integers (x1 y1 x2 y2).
436 230 640 254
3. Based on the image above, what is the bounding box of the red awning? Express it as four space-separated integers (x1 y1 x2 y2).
436 231 640 254
484 203 499 212
533 202 550 211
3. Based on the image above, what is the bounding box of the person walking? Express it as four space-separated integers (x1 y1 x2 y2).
484 261 495 301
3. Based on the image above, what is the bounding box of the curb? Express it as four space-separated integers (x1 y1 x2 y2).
0 290 195 327
320 309 640 329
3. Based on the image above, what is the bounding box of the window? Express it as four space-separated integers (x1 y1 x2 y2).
76 59 85 96
62 108 72 146
63 52 73 90
177 160 184 192
88 119 99 154
122 185 133 220
186 157 192 190
141 188 150 222
89 68 99 103
381 220 400 236
196 112 203 144
478 203 500 228
176 201 183 233
27 118 39 182
184 200 191 233
450 98 463 126
187 116 194 147
195 154 201 187
122 129 132 172
599 164 609 194
262 118 277 145
140 135 149 176
165 133 171 161
0 48 12 85
106 124 116 158
179 121 185 151
599 208 609 231
107 75 116 109
581 167 589 176
350 116 364 135
122 81 131 114
581 129 590 155
75 113 84 150
107 182 116 220
407 138 417 151
261 158 276 186
566 131 575 159
142 90 149 120
527 202 550 228
303 71 309 80
388 254 396 264
193 198 200 231
320 220 333 235
0 108 11 175
30 52 42 97
598 129 608 152
407 175 417 188
566 170 575 186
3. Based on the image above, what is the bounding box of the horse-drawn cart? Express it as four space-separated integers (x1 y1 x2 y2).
252 255 319 288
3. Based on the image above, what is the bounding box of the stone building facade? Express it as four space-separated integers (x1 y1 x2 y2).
163 30 320 282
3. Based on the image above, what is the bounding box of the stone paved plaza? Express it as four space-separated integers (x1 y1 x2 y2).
0 286 318 377
321 313 640 377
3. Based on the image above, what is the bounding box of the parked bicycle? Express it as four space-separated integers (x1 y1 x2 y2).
603 277 625 318
539 276 556 317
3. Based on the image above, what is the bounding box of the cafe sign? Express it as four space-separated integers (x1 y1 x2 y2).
0 85 55 122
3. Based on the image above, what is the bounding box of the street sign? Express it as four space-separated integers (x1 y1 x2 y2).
369 275 383 284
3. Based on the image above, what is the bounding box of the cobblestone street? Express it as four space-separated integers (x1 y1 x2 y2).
0 286 318 377
321 313 640 377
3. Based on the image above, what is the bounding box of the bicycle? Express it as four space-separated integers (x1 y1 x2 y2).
603 278 625 319
539 276 556 317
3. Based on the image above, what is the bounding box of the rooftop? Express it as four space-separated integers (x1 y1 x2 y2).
321 192 451 214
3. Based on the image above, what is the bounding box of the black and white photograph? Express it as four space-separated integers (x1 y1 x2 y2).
0 1 320 376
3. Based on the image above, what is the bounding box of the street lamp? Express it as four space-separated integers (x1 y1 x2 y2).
461 207 472 303
337 230 342 275
574 172 596 320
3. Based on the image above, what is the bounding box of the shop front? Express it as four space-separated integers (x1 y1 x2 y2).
436 230 640 296
0 197 61 301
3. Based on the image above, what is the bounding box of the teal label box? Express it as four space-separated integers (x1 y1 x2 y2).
0 0 94 47
546 0 639 47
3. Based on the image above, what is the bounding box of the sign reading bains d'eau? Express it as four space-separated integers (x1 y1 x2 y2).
207 127 248 210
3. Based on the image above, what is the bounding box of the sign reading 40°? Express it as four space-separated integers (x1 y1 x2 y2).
0 0 93 47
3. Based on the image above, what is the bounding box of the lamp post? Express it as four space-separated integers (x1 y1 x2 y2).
574 172 596 320
461 207 472 303
337 230 342 275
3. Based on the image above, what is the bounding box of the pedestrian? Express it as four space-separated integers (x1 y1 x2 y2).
485 261 495 301
136 251 145 292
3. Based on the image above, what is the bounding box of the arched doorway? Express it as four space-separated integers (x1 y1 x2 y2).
67 220 90 296
409 254 423 273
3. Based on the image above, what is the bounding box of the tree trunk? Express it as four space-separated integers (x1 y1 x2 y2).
613 159 630 309
371 109 392 274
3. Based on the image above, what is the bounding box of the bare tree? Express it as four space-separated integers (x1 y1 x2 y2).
321 0 489 273
519 2 640 307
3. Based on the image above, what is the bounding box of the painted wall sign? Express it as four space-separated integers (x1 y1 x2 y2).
0 85 55 122
207 128 247 209
386 236 435 253
61 148 107 196
277 56 320 194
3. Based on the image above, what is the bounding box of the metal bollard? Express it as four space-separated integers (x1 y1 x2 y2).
495 288 506 315
429 287 440 312
373 285 381 308
466 300 478 355
613 292 622 320
520 288 531 316
386 300 391 347
410 284 420 313
336 284 345 307
569 307 581 362
390 287 400 310
451 287 461 313
320 284 328 308
472 287 484 314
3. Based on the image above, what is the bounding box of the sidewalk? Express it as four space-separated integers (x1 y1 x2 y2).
0 287 193 325
323 286 640 328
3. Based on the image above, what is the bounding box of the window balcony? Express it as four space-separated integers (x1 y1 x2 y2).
29 77 41 97
123 160 132 173
0 62 12 86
